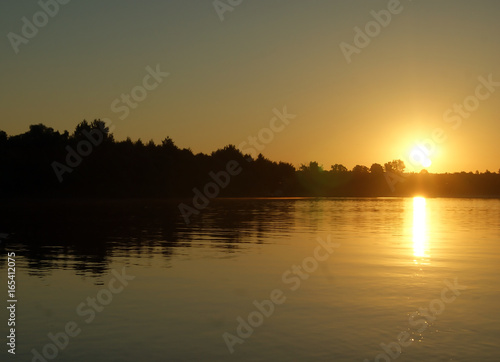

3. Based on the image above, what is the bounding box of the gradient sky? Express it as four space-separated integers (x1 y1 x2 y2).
1 0 499 173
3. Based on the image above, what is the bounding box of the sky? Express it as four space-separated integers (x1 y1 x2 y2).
1 0 500 173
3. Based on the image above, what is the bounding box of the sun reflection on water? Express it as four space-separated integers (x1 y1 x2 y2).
413 197 428 260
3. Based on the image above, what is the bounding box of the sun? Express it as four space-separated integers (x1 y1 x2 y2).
421 157 432 168
409 145 433 169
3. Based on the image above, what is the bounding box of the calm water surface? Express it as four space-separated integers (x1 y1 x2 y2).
1 198 499 361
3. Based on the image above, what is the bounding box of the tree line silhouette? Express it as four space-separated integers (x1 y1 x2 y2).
1 120 499 199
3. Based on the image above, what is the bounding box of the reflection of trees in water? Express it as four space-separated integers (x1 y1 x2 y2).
0 199 296 279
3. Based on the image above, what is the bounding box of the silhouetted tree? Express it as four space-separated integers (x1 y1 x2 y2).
300 161 323 173
384 159 405 174
161 137 176 150
330 164 347 173
370 163 384 175
0 130 7 144
352 165 369 174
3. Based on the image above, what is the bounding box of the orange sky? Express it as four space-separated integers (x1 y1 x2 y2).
1 0 499 173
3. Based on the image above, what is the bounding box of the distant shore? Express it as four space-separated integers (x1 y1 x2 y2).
1 122 499 199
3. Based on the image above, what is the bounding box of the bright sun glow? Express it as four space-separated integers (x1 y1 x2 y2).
412 197 428 258
409 145 432 168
